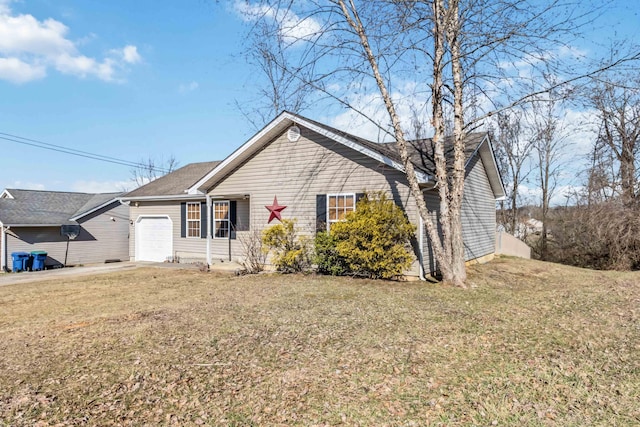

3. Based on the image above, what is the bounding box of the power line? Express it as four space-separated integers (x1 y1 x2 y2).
0 132 171 173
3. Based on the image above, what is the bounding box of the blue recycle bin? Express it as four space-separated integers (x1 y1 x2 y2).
11 252 30 272
30 251 48 271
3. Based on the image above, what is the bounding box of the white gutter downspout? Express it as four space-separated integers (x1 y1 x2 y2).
206 195 212 266
0 221 5 272
418 215 426 281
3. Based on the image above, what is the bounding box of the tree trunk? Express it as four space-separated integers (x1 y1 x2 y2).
336 0 455 282
446 0 467 287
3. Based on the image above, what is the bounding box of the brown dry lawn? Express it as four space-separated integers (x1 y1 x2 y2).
0 257 639 426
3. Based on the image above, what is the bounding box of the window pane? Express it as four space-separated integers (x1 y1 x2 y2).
328 208 337 221
215 203 228 220
328 196 337 208
345 195 354 208
215 221 229 238
214 201 230 238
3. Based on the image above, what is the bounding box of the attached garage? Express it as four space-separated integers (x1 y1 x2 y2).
135 216 173 262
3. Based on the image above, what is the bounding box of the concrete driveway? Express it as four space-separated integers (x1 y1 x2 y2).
0 262 145 287
0 260 242 287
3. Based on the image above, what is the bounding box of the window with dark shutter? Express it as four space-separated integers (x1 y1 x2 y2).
213 201 230 238
200 202 207 238
316 194 326 233
180 202 186 238
229 200 237 239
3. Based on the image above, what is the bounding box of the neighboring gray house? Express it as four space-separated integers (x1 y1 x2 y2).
0 189 129 272
121 111 505 278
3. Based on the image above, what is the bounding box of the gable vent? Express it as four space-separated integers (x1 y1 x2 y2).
287 125 301 142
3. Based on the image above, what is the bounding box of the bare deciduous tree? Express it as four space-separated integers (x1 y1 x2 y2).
586 72 640 206
528 95 569 259
131 155 179 188
237 0 640 286
492 110 533 234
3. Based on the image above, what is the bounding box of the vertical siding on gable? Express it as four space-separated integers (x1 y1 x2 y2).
208 126 421 275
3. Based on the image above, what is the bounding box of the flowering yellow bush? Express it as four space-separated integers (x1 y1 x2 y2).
327 192 415 279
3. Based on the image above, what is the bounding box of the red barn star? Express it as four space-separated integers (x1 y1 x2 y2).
265 196 287 223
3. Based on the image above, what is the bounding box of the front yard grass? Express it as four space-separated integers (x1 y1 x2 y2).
1 257 639 425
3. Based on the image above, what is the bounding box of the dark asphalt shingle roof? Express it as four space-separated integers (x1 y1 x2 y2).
122 161 221 198
289 112 487 176
0 189 121 226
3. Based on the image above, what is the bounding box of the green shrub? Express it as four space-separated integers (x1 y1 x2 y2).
262 219 311 273
328 192 415 279
314 231 349 276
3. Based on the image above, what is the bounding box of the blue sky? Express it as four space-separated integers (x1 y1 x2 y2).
0 0 638 197
1 0 256 192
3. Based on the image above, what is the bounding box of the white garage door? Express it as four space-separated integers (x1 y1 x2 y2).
136 216 173 262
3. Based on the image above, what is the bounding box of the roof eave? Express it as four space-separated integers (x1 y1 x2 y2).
188 111 427 193
120 194 206 202
3 223 74 227
0 189 14 199
477 134 507 200
69 198 121 221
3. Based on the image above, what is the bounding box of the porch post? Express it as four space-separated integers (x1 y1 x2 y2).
418 215 425 281
206 195 211 266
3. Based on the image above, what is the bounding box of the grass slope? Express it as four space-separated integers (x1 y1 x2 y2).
0 258 638 426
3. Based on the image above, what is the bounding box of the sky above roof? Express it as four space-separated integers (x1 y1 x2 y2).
0 0 638 204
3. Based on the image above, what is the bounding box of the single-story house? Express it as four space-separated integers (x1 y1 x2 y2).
0 189 129 272
121 111 505 278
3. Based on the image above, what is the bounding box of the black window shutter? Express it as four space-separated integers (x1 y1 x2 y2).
180 202 186 238
229 201 237 239
200 202 207 238
316 194 327 233
355 193 366 205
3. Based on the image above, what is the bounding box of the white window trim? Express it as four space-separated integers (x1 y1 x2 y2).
186 202 201 238
213 200 230 239
326 193 356 231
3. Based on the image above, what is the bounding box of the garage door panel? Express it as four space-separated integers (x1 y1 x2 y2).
136 216 172 262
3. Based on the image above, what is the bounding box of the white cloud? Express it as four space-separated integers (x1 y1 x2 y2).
327 80 431 142
0 57 46 83
72 180 133 193
562 108 598 156
233 1 321 44
0 0 11 15
517 183 585 207
178 80 199 93
10 180 46 191
121 45 141 64
0 3 141 84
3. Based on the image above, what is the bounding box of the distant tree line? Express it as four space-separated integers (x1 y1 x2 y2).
493 69 640 270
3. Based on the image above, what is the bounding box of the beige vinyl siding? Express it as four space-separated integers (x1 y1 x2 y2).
461 154 497 260
210 198 249 260
420 190 442 275
209 126 421 275
6 202 129 267
129 199 250 262
129 200 207 261
420 153 497 275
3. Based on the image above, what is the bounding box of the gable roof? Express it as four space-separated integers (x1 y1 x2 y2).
393 133 505 199
0 189 121 226
121 161 221 201
189 111 433 194
188 111 504 199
